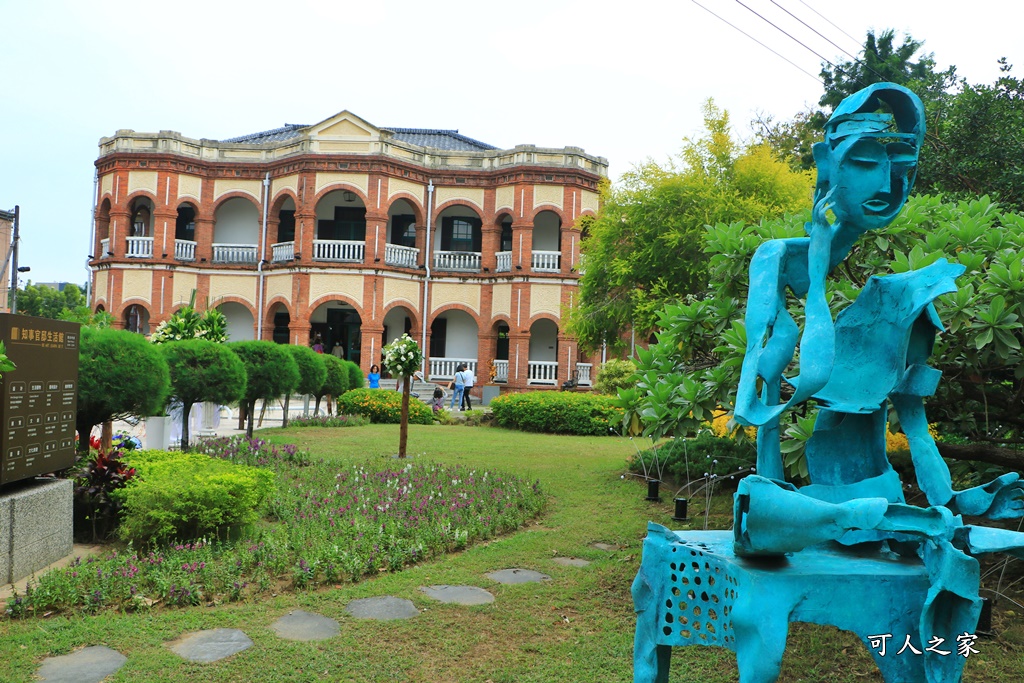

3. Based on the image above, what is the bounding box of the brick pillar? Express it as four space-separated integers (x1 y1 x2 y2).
295 209 314 263
507 330 529 390
194 217 214 264
511 219 533 274
108 209 130 258
481 224 499 273
365 210 388 267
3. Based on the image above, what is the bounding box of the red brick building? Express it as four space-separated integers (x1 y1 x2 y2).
89 111 607 389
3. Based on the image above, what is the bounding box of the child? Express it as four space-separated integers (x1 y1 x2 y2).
432 386 445 414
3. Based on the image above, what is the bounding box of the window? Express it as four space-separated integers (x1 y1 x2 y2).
318 207 366 241
278 210 296 243
176 206 196 241
390 214 416 247
440 216 481 252
500 220 513 252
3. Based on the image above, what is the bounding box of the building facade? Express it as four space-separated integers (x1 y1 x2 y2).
0 208 12 313
89 111 607 390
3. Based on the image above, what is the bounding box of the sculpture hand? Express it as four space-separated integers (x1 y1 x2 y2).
953 472 1024 520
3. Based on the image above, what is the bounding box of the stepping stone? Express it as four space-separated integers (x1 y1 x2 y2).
553 557 591 568
486 568 552 584
420 585 495 605
591 542 617 551
270 610 340 641
345 596 419 621
168 628 253 663
37 645 127 683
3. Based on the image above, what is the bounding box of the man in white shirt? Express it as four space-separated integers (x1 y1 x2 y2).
461 366 475 410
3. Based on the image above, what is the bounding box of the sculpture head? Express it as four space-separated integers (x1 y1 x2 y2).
812 83 926 233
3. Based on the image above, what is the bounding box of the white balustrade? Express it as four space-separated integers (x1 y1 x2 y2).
527 361 559 385
496 251 512 272
531 250 561 272
100 238 109 256
428 357 478 381
385 243 419 268
493 359 509 383
433 251 481 271
314 239 364 262
175 239 196 261
272 241 295 262
125 236 153 258
575 363 593 386
212 243 258 264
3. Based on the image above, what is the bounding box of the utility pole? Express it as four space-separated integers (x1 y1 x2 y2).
9 206 18 314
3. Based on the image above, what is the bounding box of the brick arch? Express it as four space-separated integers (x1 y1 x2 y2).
488 314 513 330
305 294 364 320
312 184 370 207
430 303 483 328
526 312 561 329
270 190 299 214
525 206 567 225
124 189 158 207
208 295 257 317
384 194 425 219
433 200 482 217
212 193 262 214
382 302 421 332
263 297 292 322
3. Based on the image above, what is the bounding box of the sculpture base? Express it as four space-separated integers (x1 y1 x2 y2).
632 525 979 683
0 478 73 585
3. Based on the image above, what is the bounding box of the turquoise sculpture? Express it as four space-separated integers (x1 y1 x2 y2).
632 83 1024 683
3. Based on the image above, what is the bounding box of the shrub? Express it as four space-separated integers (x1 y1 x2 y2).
314 354 350 414
228 341 301 438
115 450 275 545
630 433 755 489
72 447 137 542
594 359 636 395
337 388 433 425
344 360 364 394
161 340 247 450
490 391 623 436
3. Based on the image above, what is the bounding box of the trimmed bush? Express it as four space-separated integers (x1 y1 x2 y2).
115 450 275 545
490 391 623 436
630 433 755 489
593 359 636 395
344 360 364 393
337 388 433 425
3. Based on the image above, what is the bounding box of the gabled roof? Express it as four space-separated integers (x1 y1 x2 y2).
383 128 497 152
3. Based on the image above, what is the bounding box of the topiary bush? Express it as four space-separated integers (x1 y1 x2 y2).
593 359 637 395
490 391 624 436
344 360 364 394
337 388 433 425
114 450 275 545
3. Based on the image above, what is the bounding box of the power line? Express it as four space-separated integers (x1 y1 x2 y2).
733 0 837 70
689 0 822 84
797 0 862 49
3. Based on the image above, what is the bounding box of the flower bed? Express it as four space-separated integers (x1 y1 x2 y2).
7 437 543 615
337 388 434 425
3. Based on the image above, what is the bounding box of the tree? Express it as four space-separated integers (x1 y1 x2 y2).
58 306 113 328
76 327 170 453
228 341 300 438
281 345 327 428
382 334 424 458
621 194 1024 471
314 354 349 415
161 340 247 450
926 60 1024 211
18 282 86 319
567 101 813 352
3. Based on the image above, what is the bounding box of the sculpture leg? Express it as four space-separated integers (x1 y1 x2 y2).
632 568 671 683
730 590 790 683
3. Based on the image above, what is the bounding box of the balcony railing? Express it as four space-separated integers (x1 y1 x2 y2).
175 239 196 261
212 243 258 264
492 359 509 383
126 236 153 258
433 251 481 271
100 238 109 256
575 363 593 386
527 361 558 385
428 357 478 381
495 251 512 273
313 239 364 262
385 243 419 268
272 241 295 262
531 250 560 272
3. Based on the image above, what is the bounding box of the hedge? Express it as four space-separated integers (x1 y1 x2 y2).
337 388 434 425
490 391 623 436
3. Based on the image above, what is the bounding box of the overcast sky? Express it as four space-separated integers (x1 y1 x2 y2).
2 0 1021 286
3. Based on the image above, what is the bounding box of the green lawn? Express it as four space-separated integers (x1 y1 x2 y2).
2 424 1022 681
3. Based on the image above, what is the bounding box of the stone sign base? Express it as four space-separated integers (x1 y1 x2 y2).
1 478 73 585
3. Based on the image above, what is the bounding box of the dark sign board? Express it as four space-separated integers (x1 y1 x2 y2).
0 314 80 486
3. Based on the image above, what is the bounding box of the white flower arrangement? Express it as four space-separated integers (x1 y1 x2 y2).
382 334 423 378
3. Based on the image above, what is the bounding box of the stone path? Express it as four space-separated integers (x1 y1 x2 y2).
35 555 600 679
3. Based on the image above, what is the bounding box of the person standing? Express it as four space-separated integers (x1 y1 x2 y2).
449 363 466 411
367 364 381 389
461 365 475 410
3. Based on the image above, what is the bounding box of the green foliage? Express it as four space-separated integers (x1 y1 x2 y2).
622 194 1024 463
337 388 433 425
76 327 170 451
72 449 137 542
382 333 423 377
115 450 275 545
0 341 16 378
58 306 114 328
286 414 371 428
283 345 328 396
344 360 364 393
151 300 228 343
629 434 755 489
229 341 301 438
568 100 813 351
490 391 623 436
593 359 636 395
161 340 247 450
17 282 86 319
318 354 350 397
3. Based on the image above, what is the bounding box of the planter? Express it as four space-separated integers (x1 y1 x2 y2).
481 384 501 406
144 416 171 450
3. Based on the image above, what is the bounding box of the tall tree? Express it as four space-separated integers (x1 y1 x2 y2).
228 341 300 438
568 100 813 352
18 282 86 319
281 344 327 427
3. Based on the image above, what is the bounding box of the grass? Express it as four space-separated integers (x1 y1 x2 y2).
2 423 1023 682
